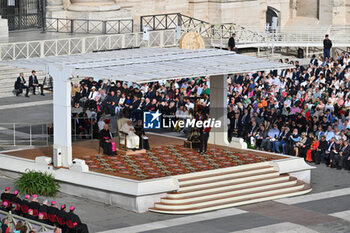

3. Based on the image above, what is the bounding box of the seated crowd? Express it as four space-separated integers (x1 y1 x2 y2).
0 187 88 233
70 52 350 170
229 52 350 170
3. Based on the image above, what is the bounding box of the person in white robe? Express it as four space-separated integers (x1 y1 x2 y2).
120 120 139 149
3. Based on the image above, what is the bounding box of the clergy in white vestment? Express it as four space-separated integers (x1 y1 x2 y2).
120 120 140 149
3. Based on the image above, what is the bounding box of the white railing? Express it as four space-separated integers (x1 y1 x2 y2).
0 30 177 61
0 210 55 232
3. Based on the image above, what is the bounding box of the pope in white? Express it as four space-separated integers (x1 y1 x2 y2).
120 120 140 149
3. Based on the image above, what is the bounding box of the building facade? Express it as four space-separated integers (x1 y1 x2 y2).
0 0 350 36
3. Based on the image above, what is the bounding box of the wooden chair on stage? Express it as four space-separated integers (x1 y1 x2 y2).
117 118 130 150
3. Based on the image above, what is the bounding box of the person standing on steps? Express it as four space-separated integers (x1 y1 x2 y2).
323 34 332 59
228 33 238 53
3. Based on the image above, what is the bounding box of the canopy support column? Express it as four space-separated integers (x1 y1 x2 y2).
208 74 229 146
50 65 72 167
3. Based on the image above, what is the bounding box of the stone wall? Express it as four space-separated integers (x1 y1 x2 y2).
117 0 190 27
33 0 350 34
333 0 350 25
296 0 318 18
265 0 291 27
347 0 350 25
319 0 333 25
0 16 8 39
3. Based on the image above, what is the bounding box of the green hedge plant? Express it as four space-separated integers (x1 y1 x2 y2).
15 170 60 197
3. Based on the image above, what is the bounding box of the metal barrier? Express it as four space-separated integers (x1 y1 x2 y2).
0 210 55 232
0 29 177 61
71 117 95 141
140 13 208 31
0 123 49 147
0 119 98 148
44 18 134 34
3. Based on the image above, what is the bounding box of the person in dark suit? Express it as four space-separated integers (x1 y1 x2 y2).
199 116 211 154
240 108 250 137
130 95 141 121
255 125 268 149
329 139 343 167
299 132 314 159
16 73 29 97
313 135 328 164
228 33 238 53
273 126 290 154
310 55 318 66
228 112 242 138
134 119 150 150
330 139 350 169
29 70 44 96
323 34 332 59
344 151 350 170
324 137 336 166
246 120 259 143
104 91 119 115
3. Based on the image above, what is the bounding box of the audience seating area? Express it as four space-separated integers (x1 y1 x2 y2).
1 187 88 233
67 51 350 172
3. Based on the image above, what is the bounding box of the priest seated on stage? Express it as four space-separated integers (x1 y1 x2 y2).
99 124 116 156
120 119 140 150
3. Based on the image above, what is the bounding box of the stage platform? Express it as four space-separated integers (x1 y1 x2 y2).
4 134 284 180
0 134 314 213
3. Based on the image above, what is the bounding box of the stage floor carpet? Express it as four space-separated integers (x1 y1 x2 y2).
4 134 285 180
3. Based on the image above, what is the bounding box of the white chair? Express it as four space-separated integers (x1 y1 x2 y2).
117 118 130 150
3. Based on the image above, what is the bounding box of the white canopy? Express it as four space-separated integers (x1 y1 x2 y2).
1 48 292 83
0 47 295 167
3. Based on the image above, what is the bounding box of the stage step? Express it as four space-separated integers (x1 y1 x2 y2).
166 175 295 200
149 163 312 214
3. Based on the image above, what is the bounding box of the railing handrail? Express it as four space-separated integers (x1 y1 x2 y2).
182 20 350 47
45 17 133 22
44 17 134 35
0 29 177 61
0 209 55 232
0 29 176 46
140 12 210 31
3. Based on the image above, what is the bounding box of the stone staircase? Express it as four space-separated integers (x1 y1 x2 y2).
0 65 47 98
149 162 312 214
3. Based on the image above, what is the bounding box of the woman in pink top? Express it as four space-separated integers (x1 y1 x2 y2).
290 104 301 115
